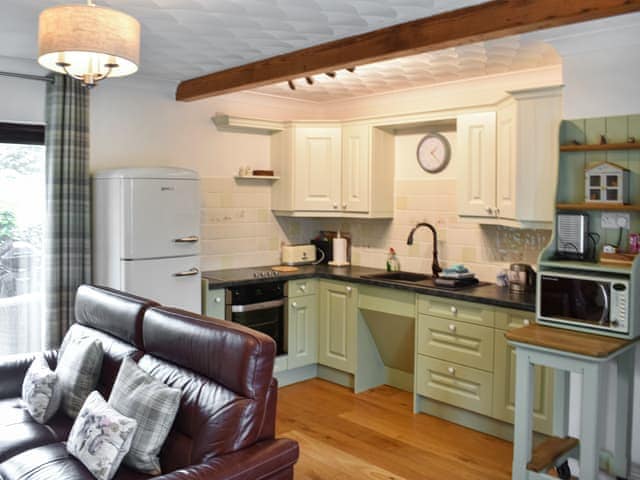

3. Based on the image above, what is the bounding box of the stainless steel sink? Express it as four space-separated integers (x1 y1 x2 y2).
361 271 430 283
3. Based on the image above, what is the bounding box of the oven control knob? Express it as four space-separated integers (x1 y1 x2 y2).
253 272 260 278
274 271 280 276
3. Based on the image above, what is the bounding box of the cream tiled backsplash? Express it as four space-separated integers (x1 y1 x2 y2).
200 177 551 281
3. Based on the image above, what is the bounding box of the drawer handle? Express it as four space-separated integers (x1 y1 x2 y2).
214 297 222 303
450 306 458 315
448 324 456 333
523 319 531 326
292 302 297 308
174 267 200 277
447 366 456 375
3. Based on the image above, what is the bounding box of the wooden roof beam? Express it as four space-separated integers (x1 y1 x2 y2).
176 0 640 101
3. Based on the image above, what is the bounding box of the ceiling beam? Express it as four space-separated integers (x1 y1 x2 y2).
176 0 640 101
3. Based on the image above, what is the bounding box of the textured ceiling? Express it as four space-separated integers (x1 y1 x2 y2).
253 36 561 102
1 0 490 81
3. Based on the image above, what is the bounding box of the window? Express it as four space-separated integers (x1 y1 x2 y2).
0 122 45 355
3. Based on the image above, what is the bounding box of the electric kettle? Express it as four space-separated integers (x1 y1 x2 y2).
508 263 536 294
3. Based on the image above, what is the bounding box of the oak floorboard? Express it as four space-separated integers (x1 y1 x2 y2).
277 379 513 480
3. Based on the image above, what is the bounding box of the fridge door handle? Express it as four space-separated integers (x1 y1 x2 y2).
174 235 199 243
173 267 200 277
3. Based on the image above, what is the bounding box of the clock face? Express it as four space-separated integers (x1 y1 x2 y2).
417 133 451 173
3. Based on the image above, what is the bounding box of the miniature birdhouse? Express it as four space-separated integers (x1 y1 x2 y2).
585 162 630 204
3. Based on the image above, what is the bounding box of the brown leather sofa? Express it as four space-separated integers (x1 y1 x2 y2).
0 285 299 479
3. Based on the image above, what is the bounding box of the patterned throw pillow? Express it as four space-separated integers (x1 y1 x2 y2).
56 335 104 418
108 358 181 475
67 391 137 480
21 355 62 423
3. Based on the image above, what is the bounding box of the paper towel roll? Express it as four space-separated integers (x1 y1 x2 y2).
332 237 348 264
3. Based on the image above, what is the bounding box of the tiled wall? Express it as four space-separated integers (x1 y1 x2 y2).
199 177 287 271
278 178 551 282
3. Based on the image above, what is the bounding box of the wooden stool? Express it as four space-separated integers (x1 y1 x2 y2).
507 325 637 480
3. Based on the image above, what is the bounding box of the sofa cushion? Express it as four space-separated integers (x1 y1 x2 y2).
22 355 62 424
56 335 104 418
108 358 180 475
0 398 73 463
67 392 138 480
75 285 157 349
138 307 277 473
0 443 151 480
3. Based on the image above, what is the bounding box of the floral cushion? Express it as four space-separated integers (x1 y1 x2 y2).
67 391 137 480
108 358 181 475
21 355 62 424
56 335 104 418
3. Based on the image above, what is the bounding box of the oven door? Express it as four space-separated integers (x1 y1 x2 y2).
229 299 286 355
538 273 610 327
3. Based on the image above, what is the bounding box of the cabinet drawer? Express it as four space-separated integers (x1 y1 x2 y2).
417 315 494 371
417 295 494 327
416 354 493 416
494 307 535 331
287 279 317 298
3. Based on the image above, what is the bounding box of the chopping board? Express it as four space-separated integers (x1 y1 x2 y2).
272 265 299 273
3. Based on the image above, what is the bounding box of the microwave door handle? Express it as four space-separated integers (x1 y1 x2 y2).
598 283 609 325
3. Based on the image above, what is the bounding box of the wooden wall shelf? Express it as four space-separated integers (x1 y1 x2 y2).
556 202 640 212
560 143 640 152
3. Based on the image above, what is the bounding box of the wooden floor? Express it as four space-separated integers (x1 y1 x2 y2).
276 379 514 480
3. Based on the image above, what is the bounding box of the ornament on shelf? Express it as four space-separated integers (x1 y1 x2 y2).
584 161 629 204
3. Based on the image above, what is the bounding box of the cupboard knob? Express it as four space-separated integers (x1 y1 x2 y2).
485 206 493 214
342 203 347 209
448 324 456 333
523 319 531 326
299 285 306 292
333 203 338 209
450 306 458 314
292 302 297 308
494 208 500 216
214 297 221 303
346 286 353 293
447 367 456 375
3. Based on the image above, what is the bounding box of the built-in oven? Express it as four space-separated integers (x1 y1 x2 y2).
225 281 286 356
537 270 630 335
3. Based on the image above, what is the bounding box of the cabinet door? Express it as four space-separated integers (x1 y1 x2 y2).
496 101 517 219
493 330 554 434
202 282 225 319
456 112 497 217
318 281 357 373
287 295 318 370
341 125 370 213
294 127 342 211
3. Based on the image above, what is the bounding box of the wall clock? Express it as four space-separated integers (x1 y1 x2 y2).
417 133 451 173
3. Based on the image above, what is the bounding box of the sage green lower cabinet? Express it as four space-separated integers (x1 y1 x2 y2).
416 354 493 416
201 280 226 320
287 294 318 370
492 309 554 435
318 280 357 374
417 315 494 372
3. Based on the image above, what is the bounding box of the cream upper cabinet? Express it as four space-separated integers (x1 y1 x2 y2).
456 111 497 218
457 86 562 228
271 123 394 218
293 126 342 212
341 124 370 213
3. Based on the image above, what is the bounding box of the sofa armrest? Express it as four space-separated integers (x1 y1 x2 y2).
0 351 57 399
155 438 299 480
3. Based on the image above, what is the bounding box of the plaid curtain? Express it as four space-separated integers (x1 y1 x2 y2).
43 74 91 349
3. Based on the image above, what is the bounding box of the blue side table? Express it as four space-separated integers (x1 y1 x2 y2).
507 325 637 480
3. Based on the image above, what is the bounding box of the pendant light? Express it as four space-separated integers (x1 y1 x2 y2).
38 0 141 87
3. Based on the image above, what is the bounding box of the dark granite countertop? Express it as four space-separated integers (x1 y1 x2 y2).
202 264 535 312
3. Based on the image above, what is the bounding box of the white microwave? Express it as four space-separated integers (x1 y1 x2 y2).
537 270 630 336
